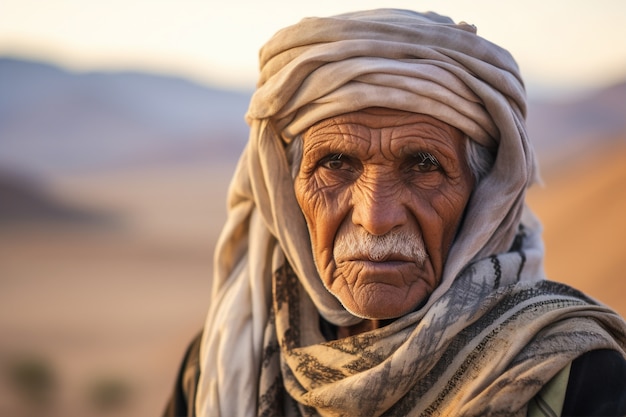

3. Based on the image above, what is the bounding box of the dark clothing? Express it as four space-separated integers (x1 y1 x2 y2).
562 349 626 416
162 332 201 417
163 333 626 417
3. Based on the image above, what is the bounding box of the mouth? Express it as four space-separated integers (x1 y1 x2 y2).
343 252 416 263
365 253 413 263
340 259 424 282
346 258 417 270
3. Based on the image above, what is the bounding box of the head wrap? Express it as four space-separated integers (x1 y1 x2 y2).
195 9 625 416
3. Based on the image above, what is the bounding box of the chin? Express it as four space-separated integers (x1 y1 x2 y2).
348 305 418 320
339 286 428 320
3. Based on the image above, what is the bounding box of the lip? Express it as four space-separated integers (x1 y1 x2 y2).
349 254 414 263
347 259 416 270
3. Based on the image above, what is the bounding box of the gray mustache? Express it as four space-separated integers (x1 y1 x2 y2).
334 229 428 264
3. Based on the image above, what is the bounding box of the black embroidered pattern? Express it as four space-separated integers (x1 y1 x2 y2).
418 298 588 416
292 352 347 389
383 282 592 416
261 319 280 368
324 332 391 373
258 377 286 417
516 250 526 282
274 263 302 350
509 224 526 252
490 255 502 290
259 260 619 417
511 224 527 282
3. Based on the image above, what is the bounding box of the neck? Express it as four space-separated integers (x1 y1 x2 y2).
337 318 393 338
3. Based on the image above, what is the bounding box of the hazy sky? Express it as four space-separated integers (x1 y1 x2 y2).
2 0 625 98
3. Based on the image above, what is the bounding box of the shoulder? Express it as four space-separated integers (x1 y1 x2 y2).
562 349 626 416
162 332 202 417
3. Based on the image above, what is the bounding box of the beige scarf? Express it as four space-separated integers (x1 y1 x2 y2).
196 9 626 416
257 230 626 416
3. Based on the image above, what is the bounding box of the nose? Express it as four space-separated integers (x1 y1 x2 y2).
351 177 408 236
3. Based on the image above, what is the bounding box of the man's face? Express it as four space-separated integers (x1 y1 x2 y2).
294 108 474 319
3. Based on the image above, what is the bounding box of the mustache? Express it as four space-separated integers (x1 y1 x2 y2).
334 228 428 264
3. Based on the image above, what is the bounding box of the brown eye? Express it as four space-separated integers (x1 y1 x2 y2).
413 152 440 173
320 153 352 171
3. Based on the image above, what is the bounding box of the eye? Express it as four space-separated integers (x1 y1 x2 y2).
411 152 441 173
320 153 353 171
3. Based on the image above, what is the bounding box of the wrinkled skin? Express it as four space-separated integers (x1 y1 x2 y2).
294 108 474 321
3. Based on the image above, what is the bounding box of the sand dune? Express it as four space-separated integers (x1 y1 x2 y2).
527 141 626 316
2 57 625 416
0 163 230 416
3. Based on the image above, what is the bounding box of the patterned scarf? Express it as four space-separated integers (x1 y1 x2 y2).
194 9 626 416
258 227 626 416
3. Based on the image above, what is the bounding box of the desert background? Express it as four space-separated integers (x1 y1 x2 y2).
1 57 625 417
1 2 626 416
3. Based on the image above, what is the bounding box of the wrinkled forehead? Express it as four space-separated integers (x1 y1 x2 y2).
305 108 457 132
303 108 465 144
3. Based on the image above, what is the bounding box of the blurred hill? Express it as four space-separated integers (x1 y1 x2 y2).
0 57 251 177
527 80 626 170
0 169 114 224
1 56 625 226
0 57 624 416
2 57 626 179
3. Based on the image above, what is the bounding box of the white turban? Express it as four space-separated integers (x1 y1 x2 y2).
197 9 547 416
243 8 539 323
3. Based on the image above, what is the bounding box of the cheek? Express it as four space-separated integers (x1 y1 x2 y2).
408 182 472 269
425 184 472 246
294 176 351 272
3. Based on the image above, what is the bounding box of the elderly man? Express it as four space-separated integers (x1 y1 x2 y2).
164 9 626 417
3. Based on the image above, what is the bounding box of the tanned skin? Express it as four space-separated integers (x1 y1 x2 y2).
294 108 474 336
